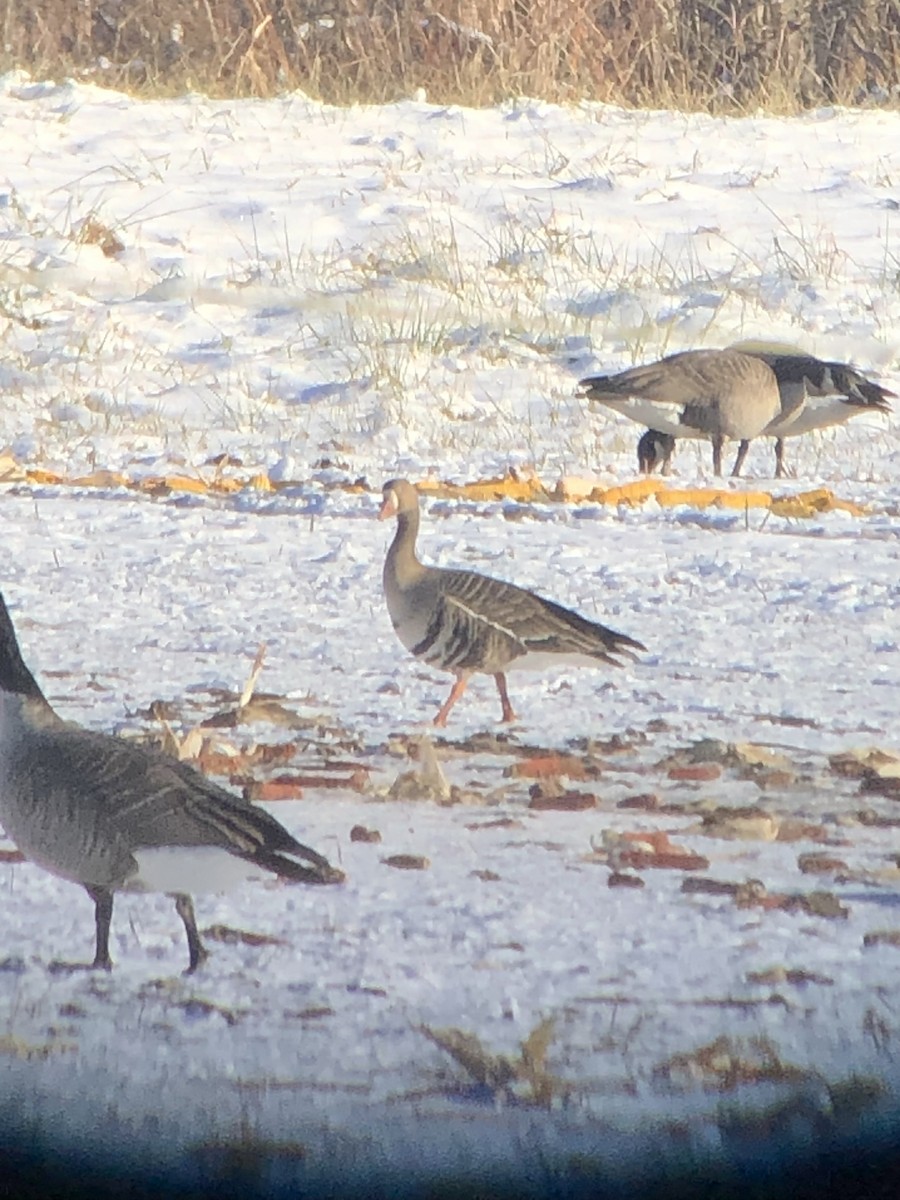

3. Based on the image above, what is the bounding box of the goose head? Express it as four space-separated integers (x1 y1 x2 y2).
378 478 419 521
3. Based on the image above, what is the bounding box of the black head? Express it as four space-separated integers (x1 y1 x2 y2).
637 429 676 474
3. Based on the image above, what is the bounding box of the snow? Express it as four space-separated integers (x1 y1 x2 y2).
1 75 900 1193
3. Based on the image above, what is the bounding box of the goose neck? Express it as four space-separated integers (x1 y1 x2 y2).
388 507 424 583
0 688 61 731
0 643 48 704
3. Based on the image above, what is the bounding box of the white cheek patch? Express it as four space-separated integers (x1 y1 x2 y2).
128 847 266 894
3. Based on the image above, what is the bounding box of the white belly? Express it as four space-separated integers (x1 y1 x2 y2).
128 846 264 894
596 397 713 440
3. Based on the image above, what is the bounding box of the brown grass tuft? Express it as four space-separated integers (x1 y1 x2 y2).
1 0 897 111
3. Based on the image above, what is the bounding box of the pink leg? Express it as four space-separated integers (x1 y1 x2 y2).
434 675 469 727
493 673 517 723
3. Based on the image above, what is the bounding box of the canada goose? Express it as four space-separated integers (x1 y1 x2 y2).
634 353 894 478
581 348 783 476
379 479 644 727
0 590 343 973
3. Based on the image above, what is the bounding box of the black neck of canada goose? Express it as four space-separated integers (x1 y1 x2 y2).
637 429 676 474
0 590 59 721
827 365 895 410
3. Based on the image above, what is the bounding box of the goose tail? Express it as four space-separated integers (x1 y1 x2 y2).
247 845 345 885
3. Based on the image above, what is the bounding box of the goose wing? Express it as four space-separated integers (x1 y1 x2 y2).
12 727 340 885
755 353 895 410
411 568 644 675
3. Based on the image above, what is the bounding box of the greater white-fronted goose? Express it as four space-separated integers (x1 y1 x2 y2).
581 347 782 476
636 353 894 478
379 479 644 727
0 590 343 973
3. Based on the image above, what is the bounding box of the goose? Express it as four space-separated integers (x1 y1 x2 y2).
379 478 644 727
0 590 343 973
581 348 782 476
635 353 894 478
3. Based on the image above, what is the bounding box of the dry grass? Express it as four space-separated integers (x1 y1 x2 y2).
421 1016 573 1106
1 0 898 111
653 1034 811 1092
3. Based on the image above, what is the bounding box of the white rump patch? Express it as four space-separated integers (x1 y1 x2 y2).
128 847 265 894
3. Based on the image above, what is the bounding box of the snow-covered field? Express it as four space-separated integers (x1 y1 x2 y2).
1 73 900 1194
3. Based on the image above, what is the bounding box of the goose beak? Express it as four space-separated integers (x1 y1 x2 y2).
378 491 398 520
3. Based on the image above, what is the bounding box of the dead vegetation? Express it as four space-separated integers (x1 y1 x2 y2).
1 0 898 111
421 1016 573 1107
653 1034 810 1091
